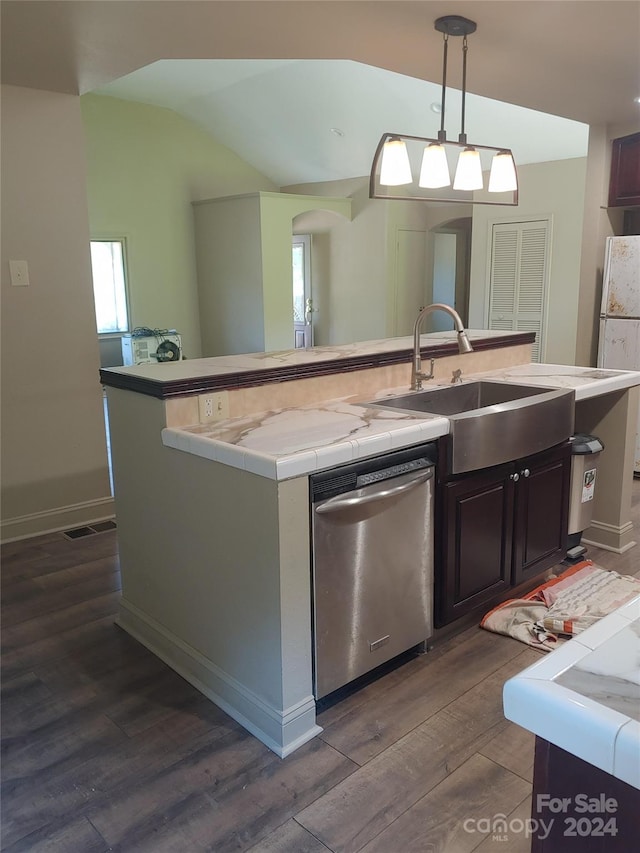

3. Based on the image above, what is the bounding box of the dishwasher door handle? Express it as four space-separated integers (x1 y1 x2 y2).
315 468 433 515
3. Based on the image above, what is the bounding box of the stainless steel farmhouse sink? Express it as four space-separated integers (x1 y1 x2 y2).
367 380 575 473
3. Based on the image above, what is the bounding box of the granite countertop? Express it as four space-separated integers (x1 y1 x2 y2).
503 596 640 789
161 362 640 481
102 330 521 386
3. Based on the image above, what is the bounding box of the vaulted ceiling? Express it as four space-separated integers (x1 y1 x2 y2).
2 1 638 186
92 58 590 186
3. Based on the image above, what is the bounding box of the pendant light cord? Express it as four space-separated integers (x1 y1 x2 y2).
459 35 468 144
438 33 448 142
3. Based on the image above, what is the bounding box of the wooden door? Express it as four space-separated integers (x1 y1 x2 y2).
512 442 571 586
436 465 514 627
609 132 640 207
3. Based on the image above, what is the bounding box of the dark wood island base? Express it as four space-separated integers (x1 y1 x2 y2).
530 737 640 852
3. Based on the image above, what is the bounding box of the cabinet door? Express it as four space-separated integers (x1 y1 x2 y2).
608 132 640 207
512 442 571 586
437 466 514 627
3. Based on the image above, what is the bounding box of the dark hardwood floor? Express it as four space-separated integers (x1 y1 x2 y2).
2 482 638 852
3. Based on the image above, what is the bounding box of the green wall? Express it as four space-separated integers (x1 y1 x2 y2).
81 94 277 359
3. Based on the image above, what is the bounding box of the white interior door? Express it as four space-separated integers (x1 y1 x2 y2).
293 235 313 348
488 220 550 362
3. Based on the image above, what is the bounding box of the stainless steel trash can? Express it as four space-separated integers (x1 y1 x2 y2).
566 433 604 560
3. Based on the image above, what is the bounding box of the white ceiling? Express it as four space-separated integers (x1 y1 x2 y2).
93 58 590 187
2 1 639 187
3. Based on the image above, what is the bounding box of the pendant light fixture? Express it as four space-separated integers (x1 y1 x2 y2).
488 149 519 192
449 17 483 191
418 22 450 189
370 15 519 205
379 136 413 185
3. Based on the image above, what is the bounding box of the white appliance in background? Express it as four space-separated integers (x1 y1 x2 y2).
121 331 182 365
597 235 640 475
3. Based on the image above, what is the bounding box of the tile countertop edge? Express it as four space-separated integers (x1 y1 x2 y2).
503 677 630 778
575 372 640 400
159 363 640 480
469 363 640 400
162 415 450 480
503 596 640 789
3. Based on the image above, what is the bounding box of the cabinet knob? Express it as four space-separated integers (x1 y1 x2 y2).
522 468 530 478
510 472 520 482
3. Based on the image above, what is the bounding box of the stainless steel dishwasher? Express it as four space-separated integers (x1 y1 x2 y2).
310 443 436 699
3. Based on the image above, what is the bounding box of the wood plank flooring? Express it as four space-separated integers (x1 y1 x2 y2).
2 482 638 852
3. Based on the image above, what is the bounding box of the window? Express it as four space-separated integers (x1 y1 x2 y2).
90 239 129 334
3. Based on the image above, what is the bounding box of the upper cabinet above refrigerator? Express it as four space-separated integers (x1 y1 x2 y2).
608 133 640 209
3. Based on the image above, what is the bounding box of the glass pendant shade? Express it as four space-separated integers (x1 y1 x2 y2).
370 134 518 204
488 150 518 192
418 143 451 188
453 146 483 191
379 137 412 186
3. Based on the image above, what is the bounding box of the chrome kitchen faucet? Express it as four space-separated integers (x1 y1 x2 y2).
411 303 473 391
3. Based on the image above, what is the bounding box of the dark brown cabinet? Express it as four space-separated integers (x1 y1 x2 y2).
512 443 571 585
531 738 639 852
436 441 571 627
608 132 640 208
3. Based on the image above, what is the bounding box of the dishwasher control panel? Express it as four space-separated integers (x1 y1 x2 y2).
311 442 437 502
357 457 431 487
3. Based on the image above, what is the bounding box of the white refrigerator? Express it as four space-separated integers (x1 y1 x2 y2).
597 235 640 474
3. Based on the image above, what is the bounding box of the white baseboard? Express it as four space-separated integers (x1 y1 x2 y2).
116 598 322 758
582 519 637 554
1 496 115 543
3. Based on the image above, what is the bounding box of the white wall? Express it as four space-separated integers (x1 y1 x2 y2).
288 178 435 343
469 157 588 365
285 179 390 344
1 85 112 540
194 192 352 355
194 195 266 356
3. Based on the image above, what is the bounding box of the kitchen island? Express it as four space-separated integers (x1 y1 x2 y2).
101 331 640 755
503 596 640 851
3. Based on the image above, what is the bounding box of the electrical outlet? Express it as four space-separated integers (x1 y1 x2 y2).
198 391 229 423
9 260 30 287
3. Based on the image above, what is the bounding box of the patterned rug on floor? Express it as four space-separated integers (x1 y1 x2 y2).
480 560 640 651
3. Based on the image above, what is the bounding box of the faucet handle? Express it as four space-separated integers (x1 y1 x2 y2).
451 369 463 384
412 358 435 391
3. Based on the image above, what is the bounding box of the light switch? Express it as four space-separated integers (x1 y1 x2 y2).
9 260 30 287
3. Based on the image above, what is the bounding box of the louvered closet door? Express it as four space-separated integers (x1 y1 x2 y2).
488 220 550 362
